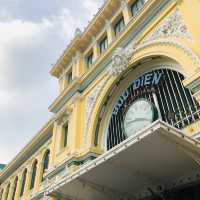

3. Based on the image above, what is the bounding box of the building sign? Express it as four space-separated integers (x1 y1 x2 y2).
102 68 200 150
132 71 163 90
113 71 163 115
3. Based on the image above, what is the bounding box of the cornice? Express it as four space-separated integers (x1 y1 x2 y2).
49 0 173 113
50 0 121 78
48 78 81 113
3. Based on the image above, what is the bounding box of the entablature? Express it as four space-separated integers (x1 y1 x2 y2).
49 0 178 113
50 0 120 78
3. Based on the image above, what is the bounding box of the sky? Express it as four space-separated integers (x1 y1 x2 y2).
0 0 104 164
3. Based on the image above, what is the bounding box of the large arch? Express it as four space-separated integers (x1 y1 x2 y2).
86 39 200 150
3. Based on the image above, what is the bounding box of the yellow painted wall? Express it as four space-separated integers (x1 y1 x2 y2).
1 0 200 199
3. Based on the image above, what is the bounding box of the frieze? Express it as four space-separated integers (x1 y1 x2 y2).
108 38 200 77
144 10 192 42
136 39 200 69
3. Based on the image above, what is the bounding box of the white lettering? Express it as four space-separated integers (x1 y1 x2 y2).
152 72 163 85
112 71 163 115
133 79 140 90
144 73 153 85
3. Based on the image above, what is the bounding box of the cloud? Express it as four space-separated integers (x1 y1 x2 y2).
83 0 104 18
0 1 104 164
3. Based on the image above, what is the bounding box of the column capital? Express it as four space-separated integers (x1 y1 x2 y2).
121 0 132 24
105 20 112 27
120 0 129 9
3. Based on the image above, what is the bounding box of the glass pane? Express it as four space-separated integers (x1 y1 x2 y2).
63 124 68 147
30 162 37 190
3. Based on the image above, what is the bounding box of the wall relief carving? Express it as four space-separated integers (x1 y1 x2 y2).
84 78 109 145
144 10 192 42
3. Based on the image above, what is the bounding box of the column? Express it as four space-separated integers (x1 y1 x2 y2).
15 176 22 200
69 97 83 153
2 188 6 200
121 0 132 25
34 155 43 192
178 0 200 56
93 37 100 62
7 180 14 200
58 72 65 93
49 121 59 168
106 20 115 45
73 51 85 78
24 166 32 197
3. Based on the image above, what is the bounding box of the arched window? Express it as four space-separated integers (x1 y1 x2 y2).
30 160 38 190
20 169 27 197
0 189 4 200
11 177 18 200
61 123 69 149
42 150 50 181
4 183 10 200
94 68 200 150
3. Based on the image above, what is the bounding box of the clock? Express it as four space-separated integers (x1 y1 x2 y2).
123 99 158 137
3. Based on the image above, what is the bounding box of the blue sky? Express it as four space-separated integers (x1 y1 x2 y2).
0 0 104 164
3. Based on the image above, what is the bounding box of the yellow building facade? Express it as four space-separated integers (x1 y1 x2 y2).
1 0 200 199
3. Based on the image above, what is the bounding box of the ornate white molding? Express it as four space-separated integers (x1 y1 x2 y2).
108 47 133 76
135 39 200 69
55 107 72 126
108 38 200 77
144 10 192 42
84 78 109 145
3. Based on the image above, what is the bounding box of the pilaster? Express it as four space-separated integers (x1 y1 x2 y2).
49 121 58 167
15 176 22 200
24 166 32 197
7 180 14 200
34 155 43 192
2 188 5 200
69 96 83 154
92 38 100 62
72 52 85 78
58 72 65 93
106 20 115 45
178 0 200 57
121 0 132 25
183 71 200 105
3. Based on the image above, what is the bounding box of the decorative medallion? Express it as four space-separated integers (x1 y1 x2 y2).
108 47 133 76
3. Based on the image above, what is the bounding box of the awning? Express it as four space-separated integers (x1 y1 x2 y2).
46 120 200 200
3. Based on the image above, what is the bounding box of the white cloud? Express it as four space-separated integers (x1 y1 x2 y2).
0 1 104 164
0 8 82 163
83 0 104 18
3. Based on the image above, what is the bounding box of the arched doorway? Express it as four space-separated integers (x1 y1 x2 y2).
93 59 200 150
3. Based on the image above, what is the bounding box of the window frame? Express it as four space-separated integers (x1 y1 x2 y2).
0 189 4 200
99 36 108 54
67 70 73 84
11 177 18 200
41 150 50 182
20 169 27 197
131 0 146 17
4 184 10 200
29 161 38 190
63 123 69 148
114 16 125 36
86 52 94 69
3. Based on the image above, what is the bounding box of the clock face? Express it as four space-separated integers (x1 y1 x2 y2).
123 99 157 137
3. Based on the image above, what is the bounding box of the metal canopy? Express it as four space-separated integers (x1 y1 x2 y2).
46 121 200 200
